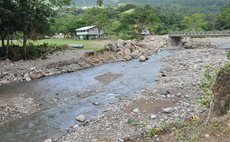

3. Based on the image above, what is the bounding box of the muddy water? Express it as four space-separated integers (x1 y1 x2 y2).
0 51 171 142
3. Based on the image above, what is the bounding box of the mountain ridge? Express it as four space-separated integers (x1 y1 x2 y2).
72 0 228 13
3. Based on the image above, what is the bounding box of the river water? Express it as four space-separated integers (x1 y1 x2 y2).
0 51 172 142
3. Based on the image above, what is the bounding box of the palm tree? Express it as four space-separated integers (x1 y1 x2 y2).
96 0 103 7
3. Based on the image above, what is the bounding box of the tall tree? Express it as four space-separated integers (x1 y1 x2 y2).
216 1 230 30
181 14 207 31
0 0 71 60
84 8 109 38
96 0 103 7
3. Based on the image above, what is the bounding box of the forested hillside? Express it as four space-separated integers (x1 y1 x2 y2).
73 0 228 13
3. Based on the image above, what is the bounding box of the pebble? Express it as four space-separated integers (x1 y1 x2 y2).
162 107 174 113
44 139 52 142
91 139 97 142
139 55 146 62
92 101 99 106
118 138 125 142
76 114 86 122
73 124 79 129
133 108 140 113
151 114 157 119
205 134 210 138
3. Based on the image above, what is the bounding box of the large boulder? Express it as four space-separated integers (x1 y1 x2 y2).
131 50 140 59
124 42 132 49
123 48 131 56
124 55 132 61
117 39 125 49
123 48 132 61
139 55 147 62
110 43 118 52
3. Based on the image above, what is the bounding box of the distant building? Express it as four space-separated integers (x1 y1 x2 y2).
75 26 104 40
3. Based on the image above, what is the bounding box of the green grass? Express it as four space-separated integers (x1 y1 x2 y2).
0 39 112 51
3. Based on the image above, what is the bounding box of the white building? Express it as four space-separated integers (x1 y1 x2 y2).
75 26 104 40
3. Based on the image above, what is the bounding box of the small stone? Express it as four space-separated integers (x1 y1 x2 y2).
118 139 125 142
26 77 31 81
161 72 167 77
175 93 182 97
76 114 86 122
133 108 140 113
44 139 52 142
205 134 210 138
92 101 99 106
73 124 79 129
151 114 157 119
139 55 146 62
162 107 174 113
91 139 97 142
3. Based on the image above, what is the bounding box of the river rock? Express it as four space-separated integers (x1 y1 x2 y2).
139 55 147 62
151 114 157 119
92 101 99 106
124 42 132 49
110 43 118 52
124 55 132 61
29 71 43 79
91 139 98 142
44 139 52 142
124 48 131 56
133 108 140 113
76 114 86 122
117 39 125 48
131 50 140 59
162 107 174 113
24 73 31 81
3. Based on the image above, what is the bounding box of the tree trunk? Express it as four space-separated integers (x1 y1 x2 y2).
1 36 5 48
6 27 10 59
98 29 101 39
23 31 27 60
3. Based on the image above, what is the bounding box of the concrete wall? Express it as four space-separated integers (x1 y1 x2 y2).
167 37 182 46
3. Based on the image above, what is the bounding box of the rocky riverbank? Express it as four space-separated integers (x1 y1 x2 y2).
58 39 228 142
0 36 165 86
1 36 229 142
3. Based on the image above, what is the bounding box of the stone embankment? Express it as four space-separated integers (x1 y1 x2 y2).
182 37 230 49
0 36 166 85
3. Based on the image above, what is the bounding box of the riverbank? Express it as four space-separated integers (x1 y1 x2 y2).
0 36 165 86
59 39 229 142
0 36 230 142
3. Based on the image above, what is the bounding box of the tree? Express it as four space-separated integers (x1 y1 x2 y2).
84 8 109 38
0 0 71 60
181 14 207 31
216 1 230 30
0 0 18 58
119 5 161 35
96 0 103 7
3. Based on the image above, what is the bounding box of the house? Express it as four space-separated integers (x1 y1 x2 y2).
75 26 104 40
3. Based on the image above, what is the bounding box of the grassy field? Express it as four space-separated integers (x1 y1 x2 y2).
0 39 112 50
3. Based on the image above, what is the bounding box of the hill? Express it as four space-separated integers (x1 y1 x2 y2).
73 0 228 13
